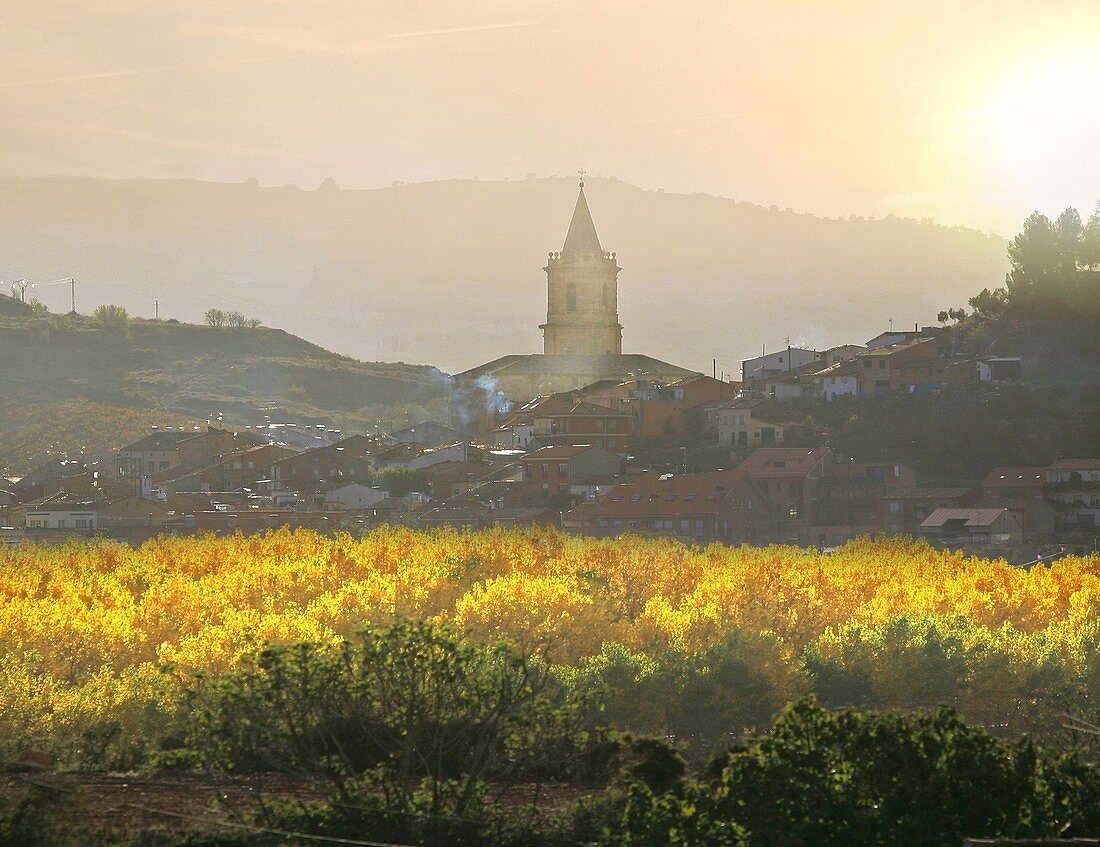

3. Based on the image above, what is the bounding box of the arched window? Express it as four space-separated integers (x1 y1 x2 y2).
566 283 577 312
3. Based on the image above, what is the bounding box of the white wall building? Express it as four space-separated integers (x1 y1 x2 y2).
741 348 819 382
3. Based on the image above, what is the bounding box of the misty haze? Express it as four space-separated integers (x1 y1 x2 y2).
2 3 1100 847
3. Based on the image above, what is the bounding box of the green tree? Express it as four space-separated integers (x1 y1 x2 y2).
378 465 429 496
183 619 583 819
27 298 49 316
700 699 1100 847
1081 202 1100 270
1006 212 1060 304
203 308 227 327
92 304 129 330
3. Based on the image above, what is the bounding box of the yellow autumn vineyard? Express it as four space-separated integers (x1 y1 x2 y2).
3 526 1100 764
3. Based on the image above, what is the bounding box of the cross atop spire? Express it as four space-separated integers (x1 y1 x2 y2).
577 166 587 187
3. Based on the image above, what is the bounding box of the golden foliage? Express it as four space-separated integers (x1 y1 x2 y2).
2 527 1099 755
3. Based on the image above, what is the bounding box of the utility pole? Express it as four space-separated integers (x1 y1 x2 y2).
67 278 76 314
154 298 159 320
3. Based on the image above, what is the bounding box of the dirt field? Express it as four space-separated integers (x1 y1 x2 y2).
2 770 595 843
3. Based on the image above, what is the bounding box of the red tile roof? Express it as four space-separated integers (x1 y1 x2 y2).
736 448 829 477
589 470 753 519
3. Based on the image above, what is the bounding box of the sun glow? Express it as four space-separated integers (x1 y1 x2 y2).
980 53 1100 214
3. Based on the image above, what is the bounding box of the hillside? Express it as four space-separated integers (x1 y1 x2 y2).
0 312 447 473
0 175 1009 373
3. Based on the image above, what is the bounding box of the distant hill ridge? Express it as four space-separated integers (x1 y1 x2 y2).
0 175 1009 372
0 311 447 472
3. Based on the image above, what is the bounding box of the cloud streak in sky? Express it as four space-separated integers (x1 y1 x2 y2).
0 20 539 90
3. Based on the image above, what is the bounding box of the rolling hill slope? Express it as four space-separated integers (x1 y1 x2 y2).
0 309 447 473
0 175 1009 374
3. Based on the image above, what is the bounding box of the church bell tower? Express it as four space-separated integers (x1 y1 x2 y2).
540 178 623 356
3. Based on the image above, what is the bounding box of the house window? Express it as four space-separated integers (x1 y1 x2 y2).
558 463 569 476
595 419 604 430
890 501 900 513
542 483 550 493
542 463 550 477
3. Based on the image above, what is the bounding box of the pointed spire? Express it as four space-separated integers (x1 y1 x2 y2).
561 182 604 258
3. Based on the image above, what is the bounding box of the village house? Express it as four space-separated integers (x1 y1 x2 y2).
741 347 819 384
116 429 194 480
530 401 632 453
736 447 831 544
155 443 297 494
570 468 770 542
10 459 89 503
761 360 832 401
813 459 918 546
715 399 793 447
881 487 980 536
918 508 1023 546
388 421 466 446
519 444 624 503
887 338 976 393
22 496 99 530
1046 458 1100 531
816 360 860 401
819 344 866 365
305 481 388 511
268 435 378 488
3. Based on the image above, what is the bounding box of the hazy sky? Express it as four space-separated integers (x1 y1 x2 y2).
2 0 1099 234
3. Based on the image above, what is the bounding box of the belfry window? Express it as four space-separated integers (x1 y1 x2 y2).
602 284 609 308
566 283 577 312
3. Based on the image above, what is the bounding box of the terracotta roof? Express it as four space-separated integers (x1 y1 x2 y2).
589 470 753 519
920 508 1010 528
736 448 829 478
550 401 630 418
122 431 195 452
816 360 859 378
